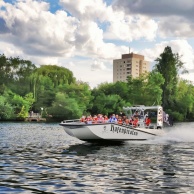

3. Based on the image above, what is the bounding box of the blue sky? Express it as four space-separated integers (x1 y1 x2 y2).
1 0 194 88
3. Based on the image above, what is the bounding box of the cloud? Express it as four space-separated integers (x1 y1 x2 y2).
104 14 158 42
60 0 158 42
113 0 194 38
159 17 194 38
1 0 194 88
59 58 112 88
142 39 194 70
0 0 78 57
113 0 194 18
91 60 106 71
0 41 23 57
59 0 109 22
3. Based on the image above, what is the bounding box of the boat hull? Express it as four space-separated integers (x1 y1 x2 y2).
60 122 164 142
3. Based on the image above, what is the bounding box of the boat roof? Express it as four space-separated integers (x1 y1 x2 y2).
123 105 162 111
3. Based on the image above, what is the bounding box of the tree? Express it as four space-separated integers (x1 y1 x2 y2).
47 92 82 120
154 46 186 109
143 72 164 105
57 81 93 115
126 75 146 105
3 90 35 119
0 54 36 96
30 65 76 109
0 96 14 120
91 93 131 116
172 79 194 121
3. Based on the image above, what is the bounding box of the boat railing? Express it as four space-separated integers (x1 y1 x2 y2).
62 119 80 123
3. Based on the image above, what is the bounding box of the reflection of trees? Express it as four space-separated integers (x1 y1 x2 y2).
62 142 194 193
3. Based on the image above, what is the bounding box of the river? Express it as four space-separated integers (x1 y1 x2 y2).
0 122 194 193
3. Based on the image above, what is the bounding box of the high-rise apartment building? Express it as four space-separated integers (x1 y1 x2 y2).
113 52 150 83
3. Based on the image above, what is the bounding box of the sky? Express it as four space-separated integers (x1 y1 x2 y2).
0 0 194 88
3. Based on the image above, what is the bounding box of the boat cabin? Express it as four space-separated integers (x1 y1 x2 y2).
123 105 163 129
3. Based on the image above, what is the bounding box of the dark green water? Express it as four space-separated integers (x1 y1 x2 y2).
0 122 194 193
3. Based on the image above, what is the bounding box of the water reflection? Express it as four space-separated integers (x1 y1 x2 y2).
0 122 194 193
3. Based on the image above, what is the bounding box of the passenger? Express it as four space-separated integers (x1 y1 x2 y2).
80 115 86 122
144 112 149 120
122 115 127 122
129 117 134 125
119 111 126 117
97 114 104 123
133 117 139 127
133 111 140 118
125 118 130 125
85 115 92 124
104 115 109 123
145 116 151 127
118 116 123 125
92 115 98 123
109 114 117 123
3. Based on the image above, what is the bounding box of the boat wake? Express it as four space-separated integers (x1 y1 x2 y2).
127 122 194 144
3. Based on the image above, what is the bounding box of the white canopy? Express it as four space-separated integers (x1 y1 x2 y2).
123 105 162 111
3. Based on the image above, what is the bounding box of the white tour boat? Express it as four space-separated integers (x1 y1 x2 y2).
60 105 167 143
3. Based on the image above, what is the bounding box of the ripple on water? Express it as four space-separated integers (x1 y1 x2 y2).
0 122 194 193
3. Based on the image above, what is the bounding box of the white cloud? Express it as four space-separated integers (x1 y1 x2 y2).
91 60 106 71
113 0 194 38
104 14 158 42
1 0 194 88
143 39 194 70
60 58 112 88
159 17 194 38
0 0 78 56
59 0 109 22
0 41 23 57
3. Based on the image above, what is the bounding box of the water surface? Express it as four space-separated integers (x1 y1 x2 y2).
0 122 194 193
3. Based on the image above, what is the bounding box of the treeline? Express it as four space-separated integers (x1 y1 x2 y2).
0 46 194 122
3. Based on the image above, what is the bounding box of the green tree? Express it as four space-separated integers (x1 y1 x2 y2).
57 81 93 115
0 95 14 120
143 72 164 105
0 54 36 96
91 93 130 116
4 91 35 119
47 92 82 120
154 46 186 109
172 79 194 121
30 65 76 111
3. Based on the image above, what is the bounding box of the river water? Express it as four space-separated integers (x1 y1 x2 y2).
0 122 194 194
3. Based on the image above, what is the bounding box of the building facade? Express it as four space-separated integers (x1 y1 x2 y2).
113 52 150 83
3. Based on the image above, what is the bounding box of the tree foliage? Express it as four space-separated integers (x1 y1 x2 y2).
0 48 194 122
0 54 36 96
47 92 83 120
154 46 186 109
0 95 14 120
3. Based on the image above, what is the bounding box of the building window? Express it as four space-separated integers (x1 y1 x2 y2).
127 64 131 67
127 68 131 70
120 65 122 67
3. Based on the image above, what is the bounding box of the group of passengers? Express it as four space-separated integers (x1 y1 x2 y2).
80 111 151 127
